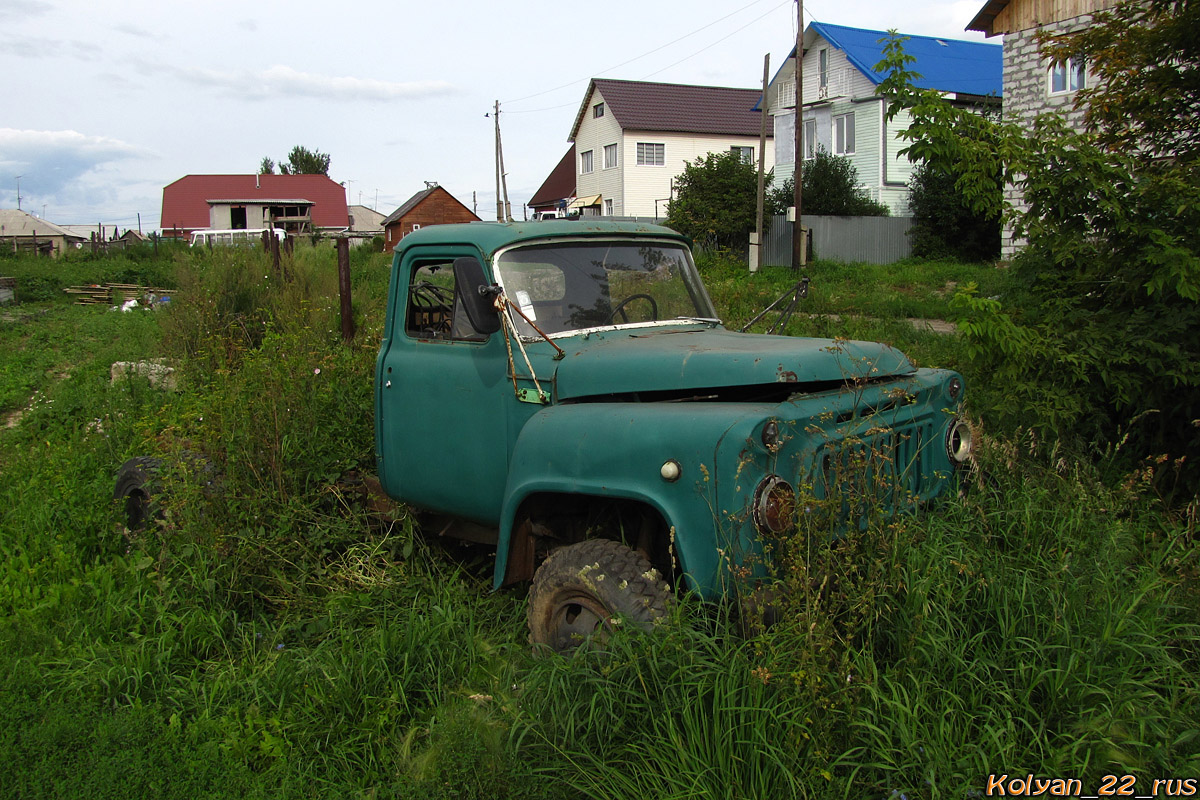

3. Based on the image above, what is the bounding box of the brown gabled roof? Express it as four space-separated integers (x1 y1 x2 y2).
528 147 576 208
966 0 1011 35
569 78 766 141
381 185 479 227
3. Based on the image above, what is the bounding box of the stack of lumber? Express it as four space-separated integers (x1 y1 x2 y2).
63 283 173 306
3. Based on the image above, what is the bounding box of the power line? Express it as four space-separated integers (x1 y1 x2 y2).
640 0 793 80
503 0 778 107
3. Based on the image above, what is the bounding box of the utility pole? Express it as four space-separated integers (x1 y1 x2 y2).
753 52 770 273
496 101 513 222
791 0 805 270
494 101 504 222
15 175 23 211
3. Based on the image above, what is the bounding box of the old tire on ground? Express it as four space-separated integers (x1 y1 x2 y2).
113 456 164 531
527 538 671 653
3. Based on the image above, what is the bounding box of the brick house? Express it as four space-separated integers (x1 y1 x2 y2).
967 0 1121 255
381 184 479 251
160 174 349 240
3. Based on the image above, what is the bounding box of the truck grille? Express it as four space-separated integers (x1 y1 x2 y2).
812 421 935 519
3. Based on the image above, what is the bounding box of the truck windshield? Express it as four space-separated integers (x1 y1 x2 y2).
493 240 718 337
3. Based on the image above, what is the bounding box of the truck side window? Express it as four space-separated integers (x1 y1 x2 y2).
405 262 485 342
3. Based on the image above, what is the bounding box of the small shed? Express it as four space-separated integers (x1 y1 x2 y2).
0 209 86 257
381 184 479 251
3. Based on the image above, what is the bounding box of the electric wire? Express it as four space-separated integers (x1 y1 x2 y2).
502 0 782 107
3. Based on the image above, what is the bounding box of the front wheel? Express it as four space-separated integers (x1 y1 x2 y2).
527 538 671 653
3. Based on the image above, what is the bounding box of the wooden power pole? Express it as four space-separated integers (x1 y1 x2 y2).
753 52 770 273
792 0 805 270
494 101 503 222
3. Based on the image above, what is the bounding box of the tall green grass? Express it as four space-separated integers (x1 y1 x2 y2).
1 245 1196 798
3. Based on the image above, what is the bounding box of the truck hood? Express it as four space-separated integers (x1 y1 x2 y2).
550 327 915 400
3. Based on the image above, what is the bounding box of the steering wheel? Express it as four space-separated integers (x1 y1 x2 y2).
606 293 659 324
409 281 454 309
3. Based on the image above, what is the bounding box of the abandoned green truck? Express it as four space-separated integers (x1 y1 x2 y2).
377 220 969 648
119 220 971 652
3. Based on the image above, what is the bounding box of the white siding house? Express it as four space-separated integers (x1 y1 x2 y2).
568 79 773 218
766 22 1001 215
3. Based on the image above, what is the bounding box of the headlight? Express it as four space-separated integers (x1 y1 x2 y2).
946 417 973 464
753 475 795 534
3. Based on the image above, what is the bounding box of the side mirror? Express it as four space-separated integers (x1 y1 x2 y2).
453 257 502 335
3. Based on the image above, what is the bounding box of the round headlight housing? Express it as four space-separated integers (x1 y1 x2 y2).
761 420 781 451
753 475 796 534
946 417 973 464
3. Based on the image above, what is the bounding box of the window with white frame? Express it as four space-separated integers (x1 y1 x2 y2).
636 142 665 166
604 199 614 216
1048 58 1087 94
603 143 618 169
818 49 828 90
730 145 754 162
580 149 594 174
593 102 604 118
803 119 817 160
834 113 855 155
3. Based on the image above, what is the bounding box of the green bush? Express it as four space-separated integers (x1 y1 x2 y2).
907 161 999 261
769 148 890 217
665 150 760 252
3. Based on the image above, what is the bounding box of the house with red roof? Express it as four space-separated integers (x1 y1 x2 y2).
528 147 576 218
160 174 349 240
567 79 773 218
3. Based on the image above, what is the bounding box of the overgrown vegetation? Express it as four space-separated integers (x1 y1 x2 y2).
2 237 1198 797
906 161 999 262
877 3 1200 496
769 148 891 218
665 149 761 252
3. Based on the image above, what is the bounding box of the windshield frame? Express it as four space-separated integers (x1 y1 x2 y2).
491 236 720 340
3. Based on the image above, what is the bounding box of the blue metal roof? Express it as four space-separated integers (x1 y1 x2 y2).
810 21 1001 97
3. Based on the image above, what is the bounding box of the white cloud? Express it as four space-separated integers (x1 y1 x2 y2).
149 62 454 102
0 129 145 198
0 0 51 20
0 34 102 60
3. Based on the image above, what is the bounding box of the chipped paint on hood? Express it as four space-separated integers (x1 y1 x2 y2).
551 327 914 400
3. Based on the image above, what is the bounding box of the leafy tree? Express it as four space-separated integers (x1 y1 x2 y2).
767 149 890 217
665 150 760 251
877 15 1200 496
1041 0 1200 164
259 157 276 174
907 161 999 261
279 146 331 176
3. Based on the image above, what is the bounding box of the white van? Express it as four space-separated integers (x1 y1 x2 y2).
189 228 287 247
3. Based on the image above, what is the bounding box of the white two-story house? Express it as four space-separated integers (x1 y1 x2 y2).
567 78 773 218
766 22 1001 215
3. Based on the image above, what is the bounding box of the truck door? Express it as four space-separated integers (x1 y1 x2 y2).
376 246 511 524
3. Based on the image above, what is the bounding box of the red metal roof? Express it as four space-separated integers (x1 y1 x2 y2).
160 174 349 233
569 79 767 141
528 147 576 209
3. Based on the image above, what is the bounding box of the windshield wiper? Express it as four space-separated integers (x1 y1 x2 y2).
674 316 722 325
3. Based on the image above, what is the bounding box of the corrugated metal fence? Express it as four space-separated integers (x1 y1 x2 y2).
763 215 914 265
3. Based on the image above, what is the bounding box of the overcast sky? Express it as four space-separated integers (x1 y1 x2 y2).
0 0 992 231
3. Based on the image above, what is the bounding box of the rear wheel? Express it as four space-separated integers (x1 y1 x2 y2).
527 538 671 653
113 456 164 531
